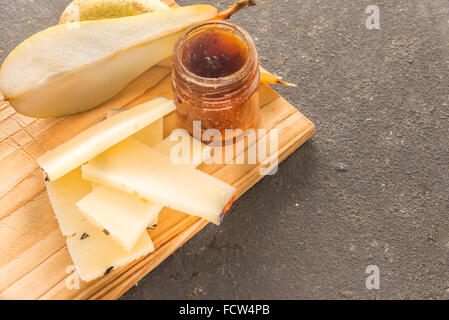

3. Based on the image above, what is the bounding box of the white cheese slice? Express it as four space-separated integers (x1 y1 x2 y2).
74 130 207 247
66 220 154 282
82 139 236 225
76 185 163 251
45 168 92 237
107 108 163 147
38 97 175 181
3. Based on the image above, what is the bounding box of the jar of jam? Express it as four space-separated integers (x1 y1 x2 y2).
172 21 260 141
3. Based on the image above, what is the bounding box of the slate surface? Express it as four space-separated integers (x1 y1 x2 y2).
1 0 448 299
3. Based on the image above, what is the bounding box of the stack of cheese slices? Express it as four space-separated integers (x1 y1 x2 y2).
38 97 236 282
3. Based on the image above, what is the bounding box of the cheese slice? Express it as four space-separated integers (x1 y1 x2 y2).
106 109 209 167
45 167 154 281
90 185 159 229
38 97 175 181
82 139 236 225
76 185 163 251
107 108 163 147
66 220 154 282
74 131 208 247
153 129 211 170
45 168 92 237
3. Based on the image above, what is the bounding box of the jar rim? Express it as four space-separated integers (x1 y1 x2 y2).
173 20 257 88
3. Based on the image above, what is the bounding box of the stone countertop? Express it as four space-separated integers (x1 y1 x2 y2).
1 0 448 299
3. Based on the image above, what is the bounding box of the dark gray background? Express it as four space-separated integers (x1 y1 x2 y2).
1 0 448 299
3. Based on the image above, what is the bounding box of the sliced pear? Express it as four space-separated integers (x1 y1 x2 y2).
0 5 218 118
60 0 172 69
59 0 169 24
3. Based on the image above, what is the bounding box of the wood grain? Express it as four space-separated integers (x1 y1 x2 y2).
0 0 314 300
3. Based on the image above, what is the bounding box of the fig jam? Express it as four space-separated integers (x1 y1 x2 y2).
181 28 249 78
172 21 260 141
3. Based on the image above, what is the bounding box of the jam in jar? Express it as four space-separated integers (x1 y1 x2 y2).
172 21 260 141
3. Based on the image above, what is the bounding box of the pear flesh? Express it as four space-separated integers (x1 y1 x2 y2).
0 5 218 118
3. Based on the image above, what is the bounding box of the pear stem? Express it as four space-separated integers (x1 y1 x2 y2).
216 0 257 20
260 71 297 87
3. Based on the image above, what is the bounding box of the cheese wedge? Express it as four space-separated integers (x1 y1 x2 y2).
107 108 163 147
82 139 236 224
76 185 163 251
45 168 92 237
66 220 154 282
153 129 211 170
38 97 175 181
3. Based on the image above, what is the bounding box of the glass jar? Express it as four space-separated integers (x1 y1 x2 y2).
172 21 260 141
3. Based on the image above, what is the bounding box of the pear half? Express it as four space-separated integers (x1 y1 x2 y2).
59 0 169 24
0 5 217 118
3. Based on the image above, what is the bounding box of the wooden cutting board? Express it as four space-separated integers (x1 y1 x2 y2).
0 0 314 300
